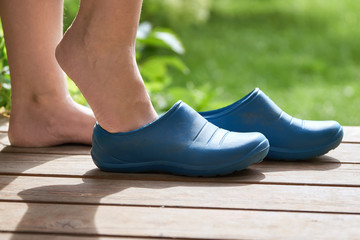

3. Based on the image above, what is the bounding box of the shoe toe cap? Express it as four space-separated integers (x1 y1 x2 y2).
303 120 343 144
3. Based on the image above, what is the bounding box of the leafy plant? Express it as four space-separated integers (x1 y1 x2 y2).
137 22 221 112
142 0 211 27
136 22 188 110
63 0 80 32
67 21 217 112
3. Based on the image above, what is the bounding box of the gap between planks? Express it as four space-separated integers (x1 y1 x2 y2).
0 119 359 239
2 172 360 188
0 126 359 155
1 175 360 215
1 202 360 240
1 142 359 164
1 152 360 186
1 126 359 188
0 233 169 240
2 199 360 216
0 232 186 240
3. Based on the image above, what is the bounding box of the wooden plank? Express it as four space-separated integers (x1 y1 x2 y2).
3 139 357 163
1 202 360 240
343 126 360 143
314 143 360 164
252 161 360 186
1 175 360 214
0 233 152 240
0 152 359 186
323 143 360 163
1 141 359 164
0 116 9 133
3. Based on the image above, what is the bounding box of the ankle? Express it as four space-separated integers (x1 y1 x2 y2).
97 96 158 133
11 91 71 110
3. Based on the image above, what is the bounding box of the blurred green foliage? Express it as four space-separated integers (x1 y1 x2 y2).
142 0 211 26
63 0 217 112
1 0 360 124
170 0 360 124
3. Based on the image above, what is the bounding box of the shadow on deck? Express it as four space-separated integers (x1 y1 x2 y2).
0 116 359 240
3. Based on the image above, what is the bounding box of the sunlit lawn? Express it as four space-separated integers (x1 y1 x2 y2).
64 0 360 125
171 0 360 125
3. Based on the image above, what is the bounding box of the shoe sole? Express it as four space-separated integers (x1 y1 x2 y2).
267 127 343 160
91 139 269 177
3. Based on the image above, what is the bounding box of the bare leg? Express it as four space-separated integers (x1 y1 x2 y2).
56 0 158 133
0 0 96 147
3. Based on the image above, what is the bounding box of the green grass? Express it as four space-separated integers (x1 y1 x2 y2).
170 0 360 125
3 0 358 125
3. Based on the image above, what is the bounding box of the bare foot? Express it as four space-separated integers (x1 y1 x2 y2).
8 95 96 147
55 5 158 133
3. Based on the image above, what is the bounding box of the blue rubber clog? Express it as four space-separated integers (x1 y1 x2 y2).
200 88 343 160
91 101 269 177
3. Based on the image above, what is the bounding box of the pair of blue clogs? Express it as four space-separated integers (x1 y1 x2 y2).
91 88 343 177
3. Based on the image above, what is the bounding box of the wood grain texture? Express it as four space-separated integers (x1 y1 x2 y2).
0 152 359 186
1 141 357 162
343 126 360 143
1 175 360 214
1 202 359 240
324 143 360 163
0 124 358 239
0 233 153 240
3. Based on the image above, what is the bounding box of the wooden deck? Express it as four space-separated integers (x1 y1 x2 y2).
0 116 359 240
